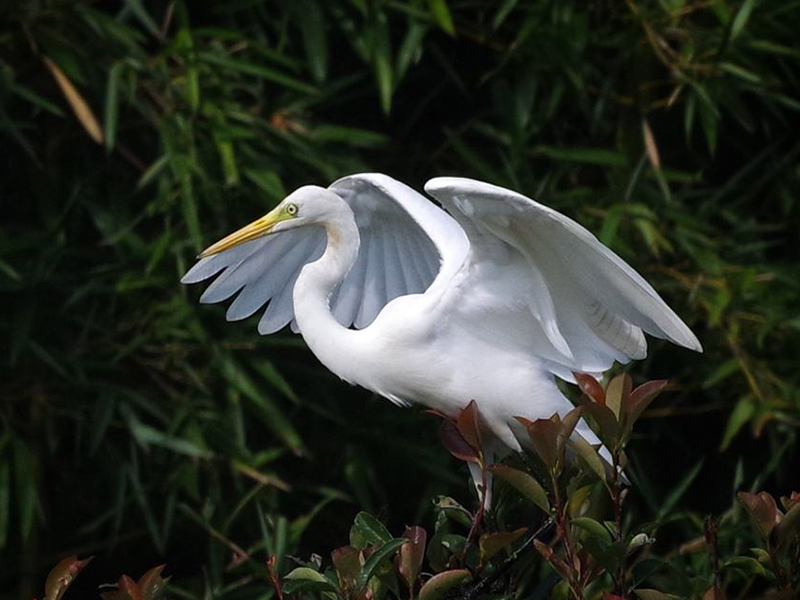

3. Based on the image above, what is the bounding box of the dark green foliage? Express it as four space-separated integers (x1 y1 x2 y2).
1 0 799 599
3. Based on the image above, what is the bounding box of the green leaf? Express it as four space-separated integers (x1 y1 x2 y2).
244 168 285 200
0 458 8 548
535 146 628 167
418 569 471 600
658 460 704 520
9 82 65 116
199 52 317 95
489 464 550 512
572 517 612 544
221 357 306 455
371 13 393 114
312 125 390 148
350 512 392 548
492 0 519 29
12 438 38 541
427 0 455 36
104 62 122 152
731 0 756 40
355 538 407 592
283 567 340 595
634 590 682 600
215 139 239 186
298 0 328 83
720 397 755 450
569 437 607 482
186 65 200 112
478 527 527 562
722 555 769 577
396 21 427 81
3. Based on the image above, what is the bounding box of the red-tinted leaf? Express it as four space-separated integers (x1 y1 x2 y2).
626 380 669 427
558 407 583 454
604 594 625 600
45 556 93 600
578 398 620 445
397 526 426 592
606 373 632 419
780 491 800 512
574 372 606 405
440 419 479 463
516 416 560 468
533 539 553 560
738 491 779 539
116 575 143 600
137 565 168 600
775 502 800 552
456 400 482 451
332 546 362 594
479 527 527 563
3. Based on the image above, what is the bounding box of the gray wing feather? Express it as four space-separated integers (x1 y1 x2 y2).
182 173 469 337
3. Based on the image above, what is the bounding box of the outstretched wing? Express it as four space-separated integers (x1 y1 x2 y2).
424 177 701 380
182 174 469 334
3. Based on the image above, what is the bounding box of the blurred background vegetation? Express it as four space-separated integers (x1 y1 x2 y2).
1 0 799 598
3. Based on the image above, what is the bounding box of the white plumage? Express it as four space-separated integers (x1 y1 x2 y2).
182 174 701 469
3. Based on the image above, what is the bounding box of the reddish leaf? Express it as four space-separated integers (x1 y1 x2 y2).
45 556 93 600
780 491 800 512
577 397 620 445
331 546 362 595
101 575 144 600
533 539 553 560
738 491 780 540
574 372 605 405
626 380 669 427
455 400 482 451
440 419 479 463
604 594 625 600
606 373 632 419
137 565 168 600
776 502 800 551
558 407 583 454
517 416 560 468
396 526 427 593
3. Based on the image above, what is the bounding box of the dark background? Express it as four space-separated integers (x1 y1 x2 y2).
1 1 799 598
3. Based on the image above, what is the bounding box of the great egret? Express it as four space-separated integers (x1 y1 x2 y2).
182 174 701 485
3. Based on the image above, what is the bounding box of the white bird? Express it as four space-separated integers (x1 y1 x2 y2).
182 174 701 491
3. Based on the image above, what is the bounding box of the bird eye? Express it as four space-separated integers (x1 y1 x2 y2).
286 203 298 216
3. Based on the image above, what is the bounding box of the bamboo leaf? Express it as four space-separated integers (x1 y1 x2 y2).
43 57 103 144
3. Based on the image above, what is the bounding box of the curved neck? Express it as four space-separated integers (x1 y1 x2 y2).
293 205 363 383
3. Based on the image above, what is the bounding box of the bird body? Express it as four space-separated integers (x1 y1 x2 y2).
183 174 701 461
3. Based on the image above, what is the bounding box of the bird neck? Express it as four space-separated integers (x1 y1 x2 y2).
293 207 363 382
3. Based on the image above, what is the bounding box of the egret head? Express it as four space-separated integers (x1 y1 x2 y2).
198 185 344 258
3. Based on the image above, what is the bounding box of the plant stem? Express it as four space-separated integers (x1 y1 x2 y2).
463 517 555 600
553 471 583 600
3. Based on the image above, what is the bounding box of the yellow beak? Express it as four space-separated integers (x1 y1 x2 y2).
198 207 291 258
